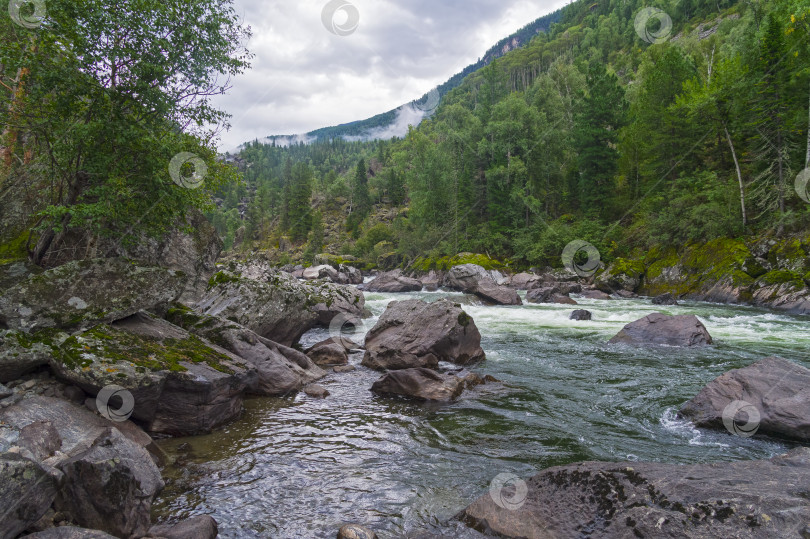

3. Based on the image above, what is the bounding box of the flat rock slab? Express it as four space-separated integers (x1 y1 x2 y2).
362 270 423 293
459 448 810 538
608 313 712 347
679 356 810 443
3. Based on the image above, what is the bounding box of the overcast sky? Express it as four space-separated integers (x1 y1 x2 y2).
213 0 570 151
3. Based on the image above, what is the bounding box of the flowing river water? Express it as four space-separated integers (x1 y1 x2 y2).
152 289 810 538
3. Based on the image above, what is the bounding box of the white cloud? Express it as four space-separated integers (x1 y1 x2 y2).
212 0 570 152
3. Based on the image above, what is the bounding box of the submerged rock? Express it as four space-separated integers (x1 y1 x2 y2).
679 356 810 443
370 368 489 402
304 384 330 399
459 447 810 538
362 299 485 371
443 264 522 306
569 310 592 321
148 515 219 539
608 313 712 347
337 524 378 539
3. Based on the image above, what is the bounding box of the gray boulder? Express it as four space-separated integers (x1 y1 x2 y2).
362 299 485 371
58 428 163 538
363 270 422 293
525 285 578 305
508 272 546 290
197 269 365 346
0 453 58 539
443 265 522 306
305 338 350 366
49 313 256 435
459 447 810 538
147 515 218 539
579 288 612 300
608 313 712 347
302 264 339 281
0 258 185 333
371 368 489 402
166 306 325 396
304 384 330 399
570 310 592 321
679 356 810 443
419 270 444 292
652 292 679 305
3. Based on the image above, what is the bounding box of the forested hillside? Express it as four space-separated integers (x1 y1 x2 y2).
221 0 810 271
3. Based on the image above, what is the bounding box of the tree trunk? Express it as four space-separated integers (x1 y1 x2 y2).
724 124 747 227
806 81 810 169
30 172 87 266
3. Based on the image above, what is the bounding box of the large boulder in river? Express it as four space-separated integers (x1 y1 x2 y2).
508 272 547 290
362 299 485 371
305 338 351 367
0 453 58 539
443 264 522 306
362 270 423 293
525 283 580 304
679 356 810 443
196 268 365 346
0 258 185 333
458 447 810 538
370 368 490 402
48 313 256 435
166 305 325 395
608 313 712 347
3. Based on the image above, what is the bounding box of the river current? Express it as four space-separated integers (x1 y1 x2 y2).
152 289 810 538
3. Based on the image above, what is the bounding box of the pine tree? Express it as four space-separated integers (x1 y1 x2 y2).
348 158 370 232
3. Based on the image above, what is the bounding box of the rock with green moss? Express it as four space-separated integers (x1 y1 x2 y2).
165 305 326 395
0 260 41 291
0 258 186 333
0 453 58 538
750 273 810 314
0 329 67 383
198 268 365 346
49 313 256 436
595 258 644 293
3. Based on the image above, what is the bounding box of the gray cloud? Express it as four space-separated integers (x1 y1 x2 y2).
213 0 569 151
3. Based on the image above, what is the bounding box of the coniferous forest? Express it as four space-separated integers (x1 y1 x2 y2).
216 0 810 272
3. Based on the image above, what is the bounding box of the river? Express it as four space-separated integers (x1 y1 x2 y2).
152 289 810 538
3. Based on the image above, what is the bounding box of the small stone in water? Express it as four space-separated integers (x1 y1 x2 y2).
337 524 378 539
304 384 330 399
570 310 592 321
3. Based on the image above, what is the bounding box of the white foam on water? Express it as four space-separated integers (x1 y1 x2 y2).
660 408 729 448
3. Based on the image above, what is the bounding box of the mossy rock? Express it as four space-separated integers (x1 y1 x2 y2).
595 258 645 293
410 253 506 273
757 270 806 288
